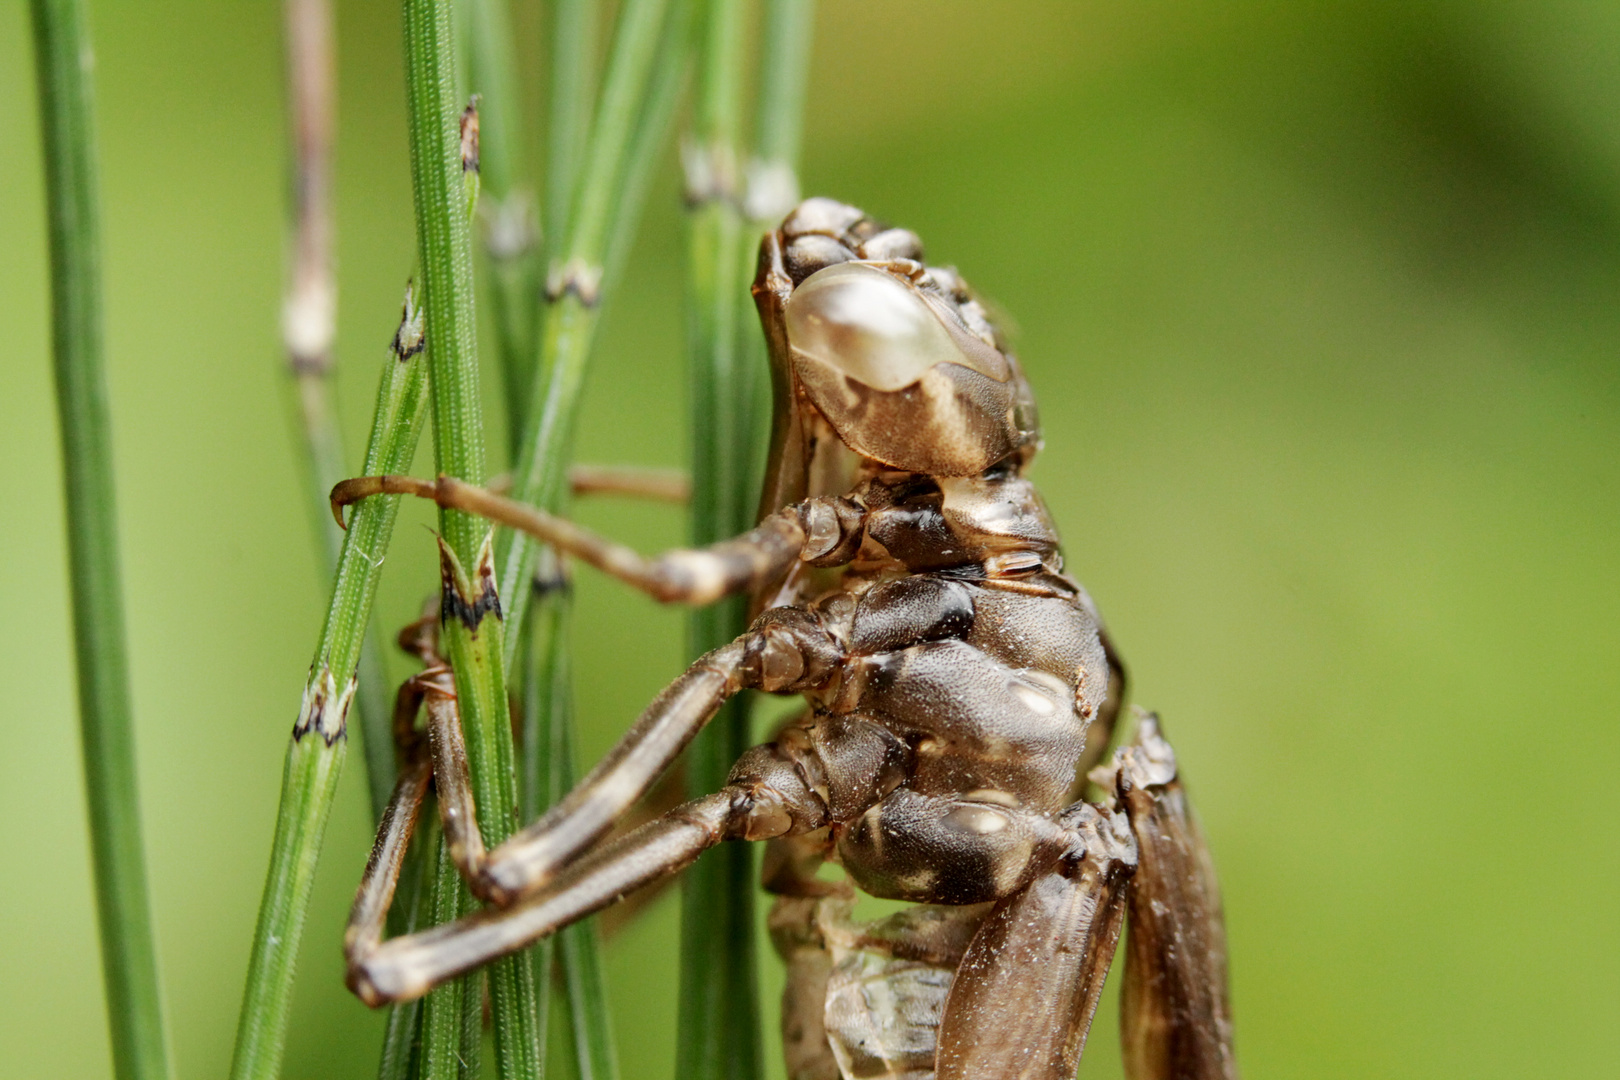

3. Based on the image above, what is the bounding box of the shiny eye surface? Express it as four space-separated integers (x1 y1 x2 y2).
784 262 981 391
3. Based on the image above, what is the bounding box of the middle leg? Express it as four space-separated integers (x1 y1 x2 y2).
350 600 847 938
347 742 832 1005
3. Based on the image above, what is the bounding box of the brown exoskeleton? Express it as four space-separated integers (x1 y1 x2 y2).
334 199 1238 1080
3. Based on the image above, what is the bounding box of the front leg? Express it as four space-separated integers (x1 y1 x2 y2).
362 639 749 910
330 473 865 605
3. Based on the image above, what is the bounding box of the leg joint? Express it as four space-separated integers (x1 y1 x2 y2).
740 607 844 693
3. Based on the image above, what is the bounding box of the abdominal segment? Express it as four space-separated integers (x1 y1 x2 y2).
770 895 990 1080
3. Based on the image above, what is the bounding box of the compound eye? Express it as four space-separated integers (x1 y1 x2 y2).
784 262 999 391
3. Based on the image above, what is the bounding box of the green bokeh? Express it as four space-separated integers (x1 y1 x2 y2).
3 2 1616 1078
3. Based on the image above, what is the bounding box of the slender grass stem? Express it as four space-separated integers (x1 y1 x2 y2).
524 568 620 1080
401 2 541 1075
517 25 597 807
499 75 697 1077
282 0 342 567
457 941 486 1080
465 11 557 1057
542 0 597 277
230 289 431 1080
418 825 476 1080
735 0 815 505
602 2 697 293
240 686 354 1078
675 2 765 1076
683 0 748 548
31 4 172 1078
552 721 621 1080
282 0 400 822
517 571 565 1069
748 0 814 208
464 0 541 446
512 8 697 1070
498 0 690 658
461 5 554 1071
404 0 488 554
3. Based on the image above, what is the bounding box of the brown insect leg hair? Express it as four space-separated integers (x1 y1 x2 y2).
329 475 863 606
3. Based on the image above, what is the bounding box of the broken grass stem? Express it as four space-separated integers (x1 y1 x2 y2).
281 0 399 823
231 670 356 1080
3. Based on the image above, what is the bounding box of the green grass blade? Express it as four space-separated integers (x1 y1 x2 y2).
497 0 690 655
464 0 542 445
30 3 173 1079
466 2 562 1067
732 0 817 641
732 0 816 544
557 0 675 290
519 0 702 1039
527 576 620 1080
502 75 695 1080
676 2 764 1077
230 290 430 1080
457 941 485 1080
601 0 697 291
401 2 542 1075
432 538 538 1079
417 824 478 1080
749 0 815 193
555 921 618 1080
543 0 597 272
403 0 488 553
521 593 568 1074
553 759 620 1080
235 684 353 1080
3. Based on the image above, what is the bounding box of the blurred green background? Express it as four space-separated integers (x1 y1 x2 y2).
4 1 1618 1077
